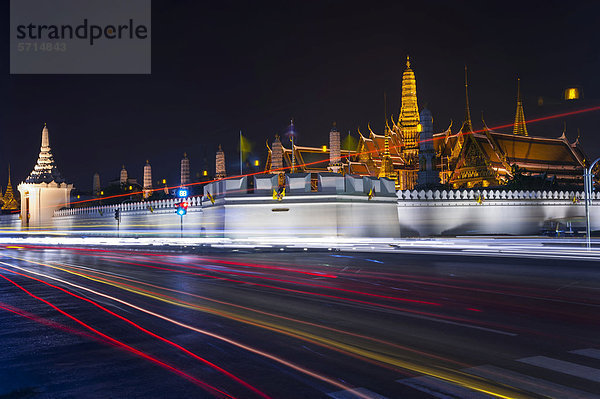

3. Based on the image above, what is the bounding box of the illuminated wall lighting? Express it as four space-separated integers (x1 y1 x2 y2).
322 145 327 152
254 160 260 166
203 170 208 176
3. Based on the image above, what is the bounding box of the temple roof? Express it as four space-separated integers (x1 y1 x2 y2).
490 132 582 165
24 124 66 184
348 162 372 175
456 130 585 170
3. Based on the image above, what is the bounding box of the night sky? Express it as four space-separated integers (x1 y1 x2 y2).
2 1 599 191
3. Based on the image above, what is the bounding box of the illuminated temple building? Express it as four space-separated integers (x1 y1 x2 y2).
264 57 587 189
1 166 19 210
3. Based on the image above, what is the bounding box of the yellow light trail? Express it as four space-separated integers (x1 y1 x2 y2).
1 254 530 398
49 258 466 368
0 256 372 399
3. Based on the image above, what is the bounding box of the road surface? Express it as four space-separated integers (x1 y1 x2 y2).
0 244 599 398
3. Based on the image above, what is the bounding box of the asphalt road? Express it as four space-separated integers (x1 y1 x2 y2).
0 245 599 399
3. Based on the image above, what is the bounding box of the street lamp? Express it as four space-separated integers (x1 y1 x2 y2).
584 157 600 249
116 199 136 238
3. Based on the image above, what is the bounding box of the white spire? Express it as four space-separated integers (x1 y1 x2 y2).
25 123 65 184
41 123 50 149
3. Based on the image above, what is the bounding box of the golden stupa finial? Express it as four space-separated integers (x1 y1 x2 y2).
406 55 410 68
462 65 473 133
183 152 187 158
146 159 149 164
513 76 529 136
218 144 222 151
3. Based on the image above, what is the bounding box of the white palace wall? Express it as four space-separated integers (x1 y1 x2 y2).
201 175 400 238
397 189 600 236
3 176 600 239
52 197 204 237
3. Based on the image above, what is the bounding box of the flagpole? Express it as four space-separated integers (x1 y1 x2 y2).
239 130 242 175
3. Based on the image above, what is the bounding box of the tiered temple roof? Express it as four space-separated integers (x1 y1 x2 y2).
24 124 66 184
263 59 588 189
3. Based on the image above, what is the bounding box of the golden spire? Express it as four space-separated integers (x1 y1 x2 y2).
462 65 473 133
512 77 529 136
398 55 420 155
2 165 19 210
384 125 390 157
378 125 395 179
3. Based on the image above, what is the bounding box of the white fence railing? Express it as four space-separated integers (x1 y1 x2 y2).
397 189 594 201
54 195 203 217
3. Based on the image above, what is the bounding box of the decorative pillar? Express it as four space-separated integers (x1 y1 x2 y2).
328 122 341 173
120 165 128 185
143 160 152 198
92 172 101 195
216 145 226 179
180 152 190 186
416 108 441 189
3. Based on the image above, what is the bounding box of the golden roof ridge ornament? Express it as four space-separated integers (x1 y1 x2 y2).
512 77 529 136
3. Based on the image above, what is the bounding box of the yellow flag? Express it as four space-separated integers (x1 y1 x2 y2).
239 133 253 161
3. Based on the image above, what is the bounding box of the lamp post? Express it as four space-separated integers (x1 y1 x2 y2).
584 157 600 249
116 199 135 238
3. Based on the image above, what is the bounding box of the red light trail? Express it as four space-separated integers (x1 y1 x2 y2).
0 257 375 399
53 104 600 210
0 272 236 399
0 267 268 399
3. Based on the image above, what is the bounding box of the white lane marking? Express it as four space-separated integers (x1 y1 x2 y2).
465 364 600 399
328 387 389 399
570 348 600 360
396 376 492 399
0 260 365 396
518 356 600 383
